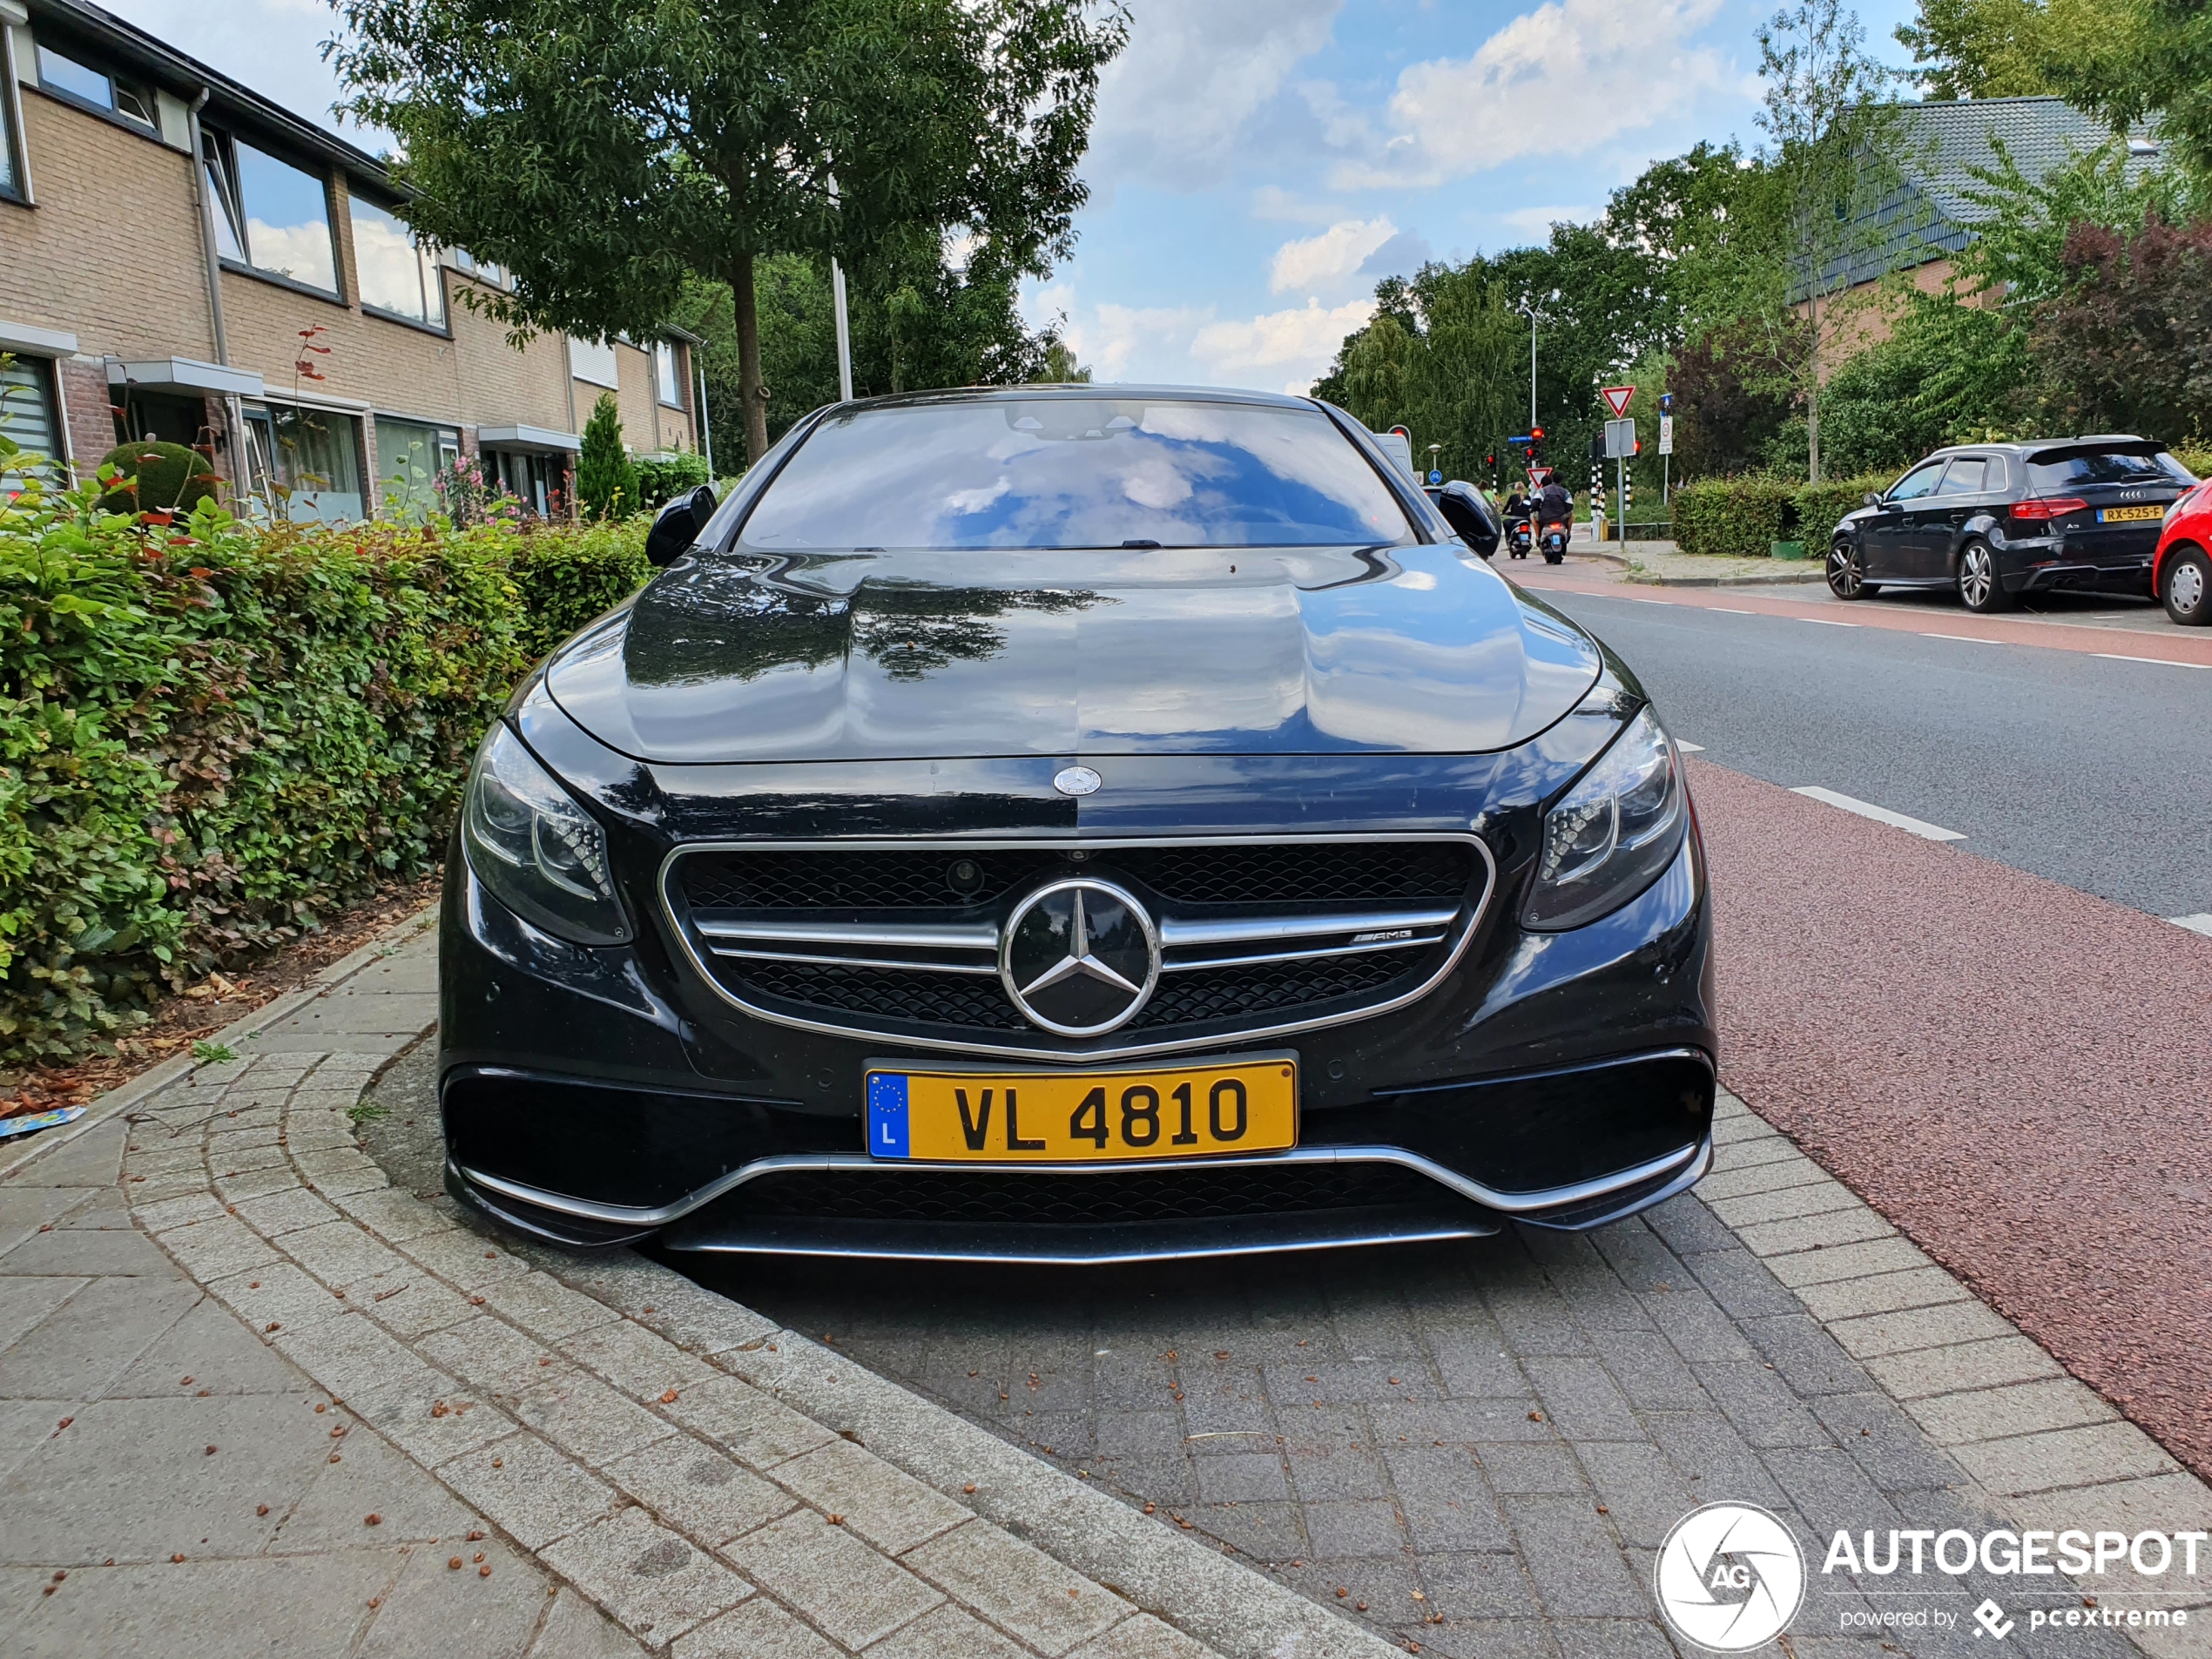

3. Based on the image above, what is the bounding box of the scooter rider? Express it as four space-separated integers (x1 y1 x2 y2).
1534 476 1572 533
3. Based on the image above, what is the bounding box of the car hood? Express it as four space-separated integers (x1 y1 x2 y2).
543 544 1602 763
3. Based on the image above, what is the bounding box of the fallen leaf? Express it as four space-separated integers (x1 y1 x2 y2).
257 1505 269 1517
963 1484 977 1494
365 1514 381 1527
659 1388 678 1404
826 1514 844 1526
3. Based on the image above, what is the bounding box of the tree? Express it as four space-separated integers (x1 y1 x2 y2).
673 234 1069 456
2029 216 2212 441
2047 0 2212 181
576 392 639 519
333 0 1125 464
1895 0 2057 97
1669 317 1803 476
1752 0 1911 481
1817 292 2033 473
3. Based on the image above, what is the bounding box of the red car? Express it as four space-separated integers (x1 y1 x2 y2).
2155 481 2212 624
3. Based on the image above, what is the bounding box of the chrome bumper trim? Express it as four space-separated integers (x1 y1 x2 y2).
453 1136 1707 1235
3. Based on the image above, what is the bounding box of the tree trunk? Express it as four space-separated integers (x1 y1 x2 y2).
734 250 769 466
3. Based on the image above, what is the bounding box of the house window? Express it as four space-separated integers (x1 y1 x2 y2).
448 248 507 290
349 196 445 327
0 355 64 495
244 403 362 523
374 415 459 519
34 42 157 131
570 335 619 390
204 129 340 295
488 448 564 517
655 341 683 408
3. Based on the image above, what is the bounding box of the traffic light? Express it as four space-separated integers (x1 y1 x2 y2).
1530 427 1544 441
1484 453 1495 468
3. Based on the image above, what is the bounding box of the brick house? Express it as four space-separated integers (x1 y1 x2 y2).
0 0 706 516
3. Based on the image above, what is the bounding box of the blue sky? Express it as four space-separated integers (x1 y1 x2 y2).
106 0 1920 392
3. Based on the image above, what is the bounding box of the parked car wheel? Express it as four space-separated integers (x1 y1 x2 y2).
1826 541 1874 600
1958 541 2014 613
2161 544 2211 626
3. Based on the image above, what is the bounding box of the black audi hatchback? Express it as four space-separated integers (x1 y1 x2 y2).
440 387 1715 1264
1826 435 2197 612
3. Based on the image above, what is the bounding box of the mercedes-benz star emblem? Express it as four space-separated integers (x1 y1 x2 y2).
1053 765 1102 798
1000 878 1159 1037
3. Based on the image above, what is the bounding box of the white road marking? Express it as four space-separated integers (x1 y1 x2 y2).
1710 608 1757 616
1923 633 2002 644
1791 787 1966 842
1800 617 1859 627
2171 914 2212 938
1675 741 1705 752
2094 652 2209 669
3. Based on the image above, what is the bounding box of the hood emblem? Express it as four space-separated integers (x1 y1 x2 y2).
1001 878 1159 1037
1054 765 1102 798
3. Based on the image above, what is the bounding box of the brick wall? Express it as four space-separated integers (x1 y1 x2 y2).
54 355 118 484
0 91 217 362
614 340 697 455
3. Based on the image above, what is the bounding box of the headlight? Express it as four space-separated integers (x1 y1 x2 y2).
462 724 631 945
1522 707 1687 931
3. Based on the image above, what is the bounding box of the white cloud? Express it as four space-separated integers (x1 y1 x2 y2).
1329 0 1728 188
1269 218 1397 295
1088 0 1343 190
100 0 391 146
1499 204 1600 236
1190 297 1376 393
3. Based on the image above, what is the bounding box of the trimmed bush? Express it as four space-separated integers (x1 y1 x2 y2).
635 450 712 512
0 476 649 1060
95 440 219 517
1671 476 1797 557
2175 448 2212 481
1794 475 1893 557
509 520 652 658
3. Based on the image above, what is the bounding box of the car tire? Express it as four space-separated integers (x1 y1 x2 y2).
1958 541 2014 613
1826 540 1876 600
2162 545 2212 625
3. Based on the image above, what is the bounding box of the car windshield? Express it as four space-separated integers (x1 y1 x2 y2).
738 398 1415 550
2027 449 2195 490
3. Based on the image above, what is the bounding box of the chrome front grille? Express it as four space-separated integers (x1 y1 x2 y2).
660 836 1494 1061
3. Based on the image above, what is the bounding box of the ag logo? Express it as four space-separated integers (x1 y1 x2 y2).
1655 1503 1805 1651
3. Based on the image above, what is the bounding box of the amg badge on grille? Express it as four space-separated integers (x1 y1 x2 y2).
1053 765 1103 797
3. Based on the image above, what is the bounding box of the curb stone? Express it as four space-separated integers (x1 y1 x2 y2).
11 902 1400 1659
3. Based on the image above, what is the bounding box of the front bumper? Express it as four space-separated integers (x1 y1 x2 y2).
439 811 1717 1260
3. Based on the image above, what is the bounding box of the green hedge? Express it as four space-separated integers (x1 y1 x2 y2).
635 451 712 512
0 480 647 1060
1672 477 1797 557
1795 475 1893 557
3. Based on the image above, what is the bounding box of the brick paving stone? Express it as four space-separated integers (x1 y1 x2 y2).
1950 1421 2181 1494
772 1437 970 1555
1068 1613 1219 1659
438 1429 620 1550
605 1436 798 1547
724 1507 942 1650
559 1319 716 1405
1902 1377 2120 1446
1861 1335 2066 1399
671 1598 845 1657
515 1370 677 1466
541 1506 755 1643
1792 1266 1976 1325
867 1600 1033 1659
664 1375 838 1470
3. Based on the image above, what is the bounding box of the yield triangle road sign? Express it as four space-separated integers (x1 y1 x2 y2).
1601 385 1635 418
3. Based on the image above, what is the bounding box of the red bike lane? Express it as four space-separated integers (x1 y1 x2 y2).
1690 757 2212 1479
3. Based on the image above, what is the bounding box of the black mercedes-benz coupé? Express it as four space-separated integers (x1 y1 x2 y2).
440 387 1716 1263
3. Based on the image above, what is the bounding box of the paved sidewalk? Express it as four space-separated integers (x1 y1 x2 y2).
9 903 2212 1657
0 912 1384 1659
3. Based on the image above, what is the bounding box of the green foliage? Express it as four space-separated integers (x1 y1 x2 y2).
192 1041 237 1065
1958 137 2208 306
1895 0 2064 97
1672 475 1799 556
576 393 639 521
1670 318 1804 479
2030 216 2212 442
1795 474 1895 553
633 450 712 513
1818 292 2035 475
2048 0 2212 182
0 473 647 1061
508 519 652 658
331 0 1125 462
95 441 218 517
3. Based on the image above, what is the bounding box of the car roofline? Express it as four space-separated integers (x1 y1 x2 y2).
807 384 1324 415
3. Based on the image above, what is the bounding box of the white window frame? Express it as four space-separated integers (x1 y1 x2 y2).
0 4 31 206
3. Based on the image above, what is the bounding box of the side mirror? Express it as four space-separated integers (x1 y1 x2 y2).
645 482 719 567
1863 491 1882 509
1434 480 1501 558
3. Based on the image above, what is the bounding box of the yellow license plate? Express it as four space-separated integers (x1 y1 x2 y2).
2098 504 2164 523
864 1056 1297 1163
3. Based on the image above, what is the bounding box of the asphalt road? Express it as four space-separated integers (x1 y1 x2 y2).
1529 583 2212 921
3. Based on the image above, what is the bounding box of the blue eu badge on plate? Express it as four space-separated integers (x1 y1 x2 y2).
867 1073 910 1157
